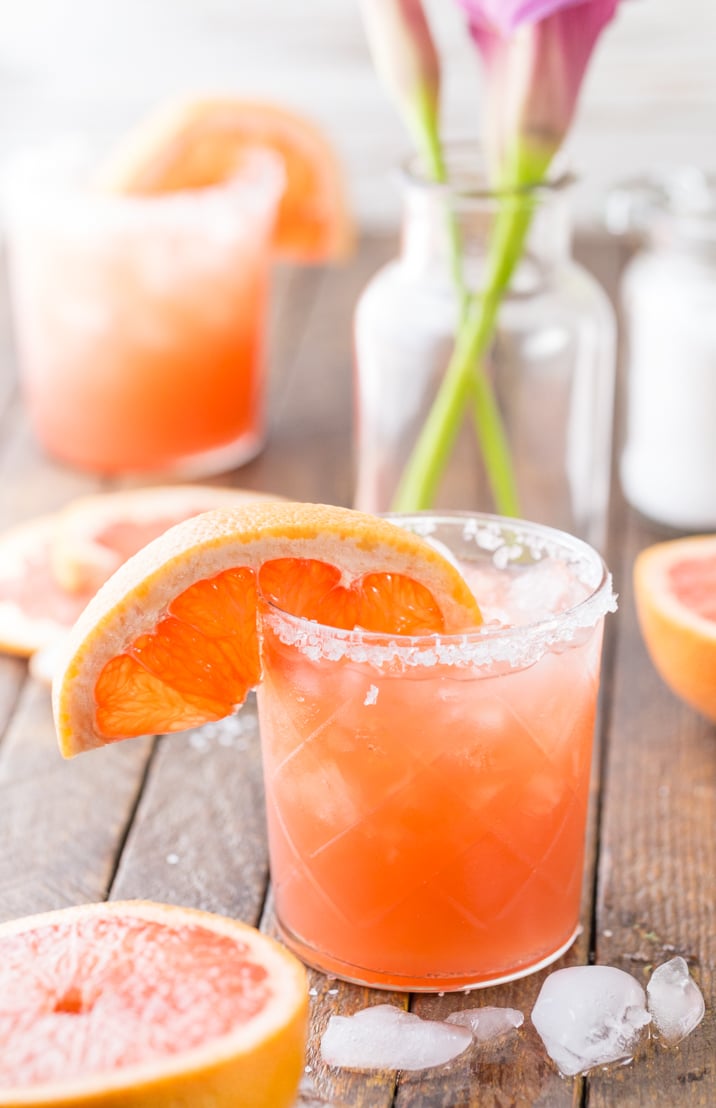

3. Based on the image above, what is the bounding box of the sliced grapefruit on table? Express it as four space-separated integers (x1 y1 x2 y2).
0 899 307 1108
634 534 716 722
51 484 279 594
95 97 353 263
52 500 482 757
0 515 95 658
0 486 278 658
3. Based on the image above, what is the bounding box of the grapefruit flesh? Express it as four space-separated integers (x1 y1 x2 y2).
0 900 307 1108
52 500 482 755
0 487 277 657
634 534 716 722
0 516 94 657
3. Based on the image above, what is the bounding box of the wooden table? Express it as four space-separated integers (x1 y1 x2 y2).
0 233 713 1107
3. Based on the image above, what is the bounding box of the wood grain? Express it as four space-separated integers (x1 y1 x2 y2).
110 700 269 924
0 682 152 923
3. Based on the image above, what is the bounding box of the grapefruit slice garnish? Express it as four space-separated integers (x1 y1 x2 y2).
0 900 307 1108
95 97 353 263
634 533 716 722
53 500 482 757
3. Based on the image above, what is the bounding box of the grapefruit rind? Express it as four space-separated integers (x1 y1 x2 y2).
94 96 354 263
0 899 308 1108
52 501 482 757
634 535 716 723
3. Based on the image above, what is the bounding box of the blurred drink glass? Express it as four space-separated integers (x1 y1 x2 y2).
4 144 283 475
256 512 615 991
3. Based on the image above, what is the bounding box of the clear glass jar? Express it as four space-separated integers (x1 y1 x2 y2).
610 170 716 530
353 152 616 550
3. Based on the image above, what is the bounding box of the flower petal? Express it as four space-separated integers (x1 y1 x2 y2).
466 0 620 184
360 0 440 124
457 0 616 36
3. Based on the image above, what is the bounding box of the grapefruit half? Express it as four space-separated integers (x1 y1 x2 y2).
0 900 307 1108
634 533 716 722
0 486 279 658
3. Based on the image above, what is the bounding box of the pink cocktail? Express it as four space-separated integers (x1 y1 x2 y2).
5 147 282 476
256 512 615 991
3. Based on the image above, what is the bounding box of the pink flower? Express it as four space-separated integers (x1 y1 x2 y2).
360 0 441 162
458 0 620 183
456 0 597 35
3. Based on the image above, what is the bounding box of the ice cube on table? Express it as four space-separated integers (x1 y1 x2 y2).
531 965 651 1076
320 1004 472 1071
646 956 705 1045
447 1006 524 1042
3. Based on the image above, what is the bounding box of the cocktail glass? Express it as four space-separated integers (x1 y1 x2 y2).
4 144 283 476
256 512 616 992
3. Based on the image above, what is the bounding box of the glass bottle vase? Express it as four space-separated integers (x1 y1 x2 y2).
353 151 616 550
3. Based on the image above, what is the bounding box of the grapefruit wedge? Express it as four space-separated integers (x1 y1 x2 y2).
53 500 482 756
0 900 307 1108
634 534 716 722
95 97 353 263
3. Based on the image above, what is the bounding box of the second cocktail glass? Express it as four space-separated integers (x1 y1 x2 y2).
4 146 283 476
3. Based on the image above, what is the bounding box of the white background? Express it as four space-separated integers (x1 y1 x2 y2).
0 0 714 228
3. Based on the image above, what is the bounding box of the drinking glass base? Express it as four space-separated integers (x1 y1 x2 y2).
275 918 582 993
161 429 266 480
38 427 266 480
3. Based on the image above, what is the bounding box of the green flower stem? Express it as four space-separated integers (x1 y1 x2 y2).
392 198 534 513
468 363 520 517
410 91 469 316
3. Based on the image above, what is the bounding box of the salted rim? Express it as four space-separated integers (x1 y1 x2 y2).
2 141 285 226
261 512 618 673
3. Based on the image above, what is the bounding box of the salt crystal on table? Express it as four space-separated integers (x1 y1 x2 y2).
646 956 705 1044
447 1006 524 1042
531 966 651 1076
320 1004 472 1071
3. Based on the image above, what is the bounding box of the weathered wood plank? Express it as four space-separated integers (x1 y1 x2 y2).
110 701 269 924
0 681 152 923
586 503 716 1106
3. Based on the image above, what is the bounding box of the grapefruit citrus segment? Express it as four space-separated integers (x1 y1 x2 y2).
95 97 353 263
257 558 447 633
634 534 716 723
0 900 307 1107
53 501 482 756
